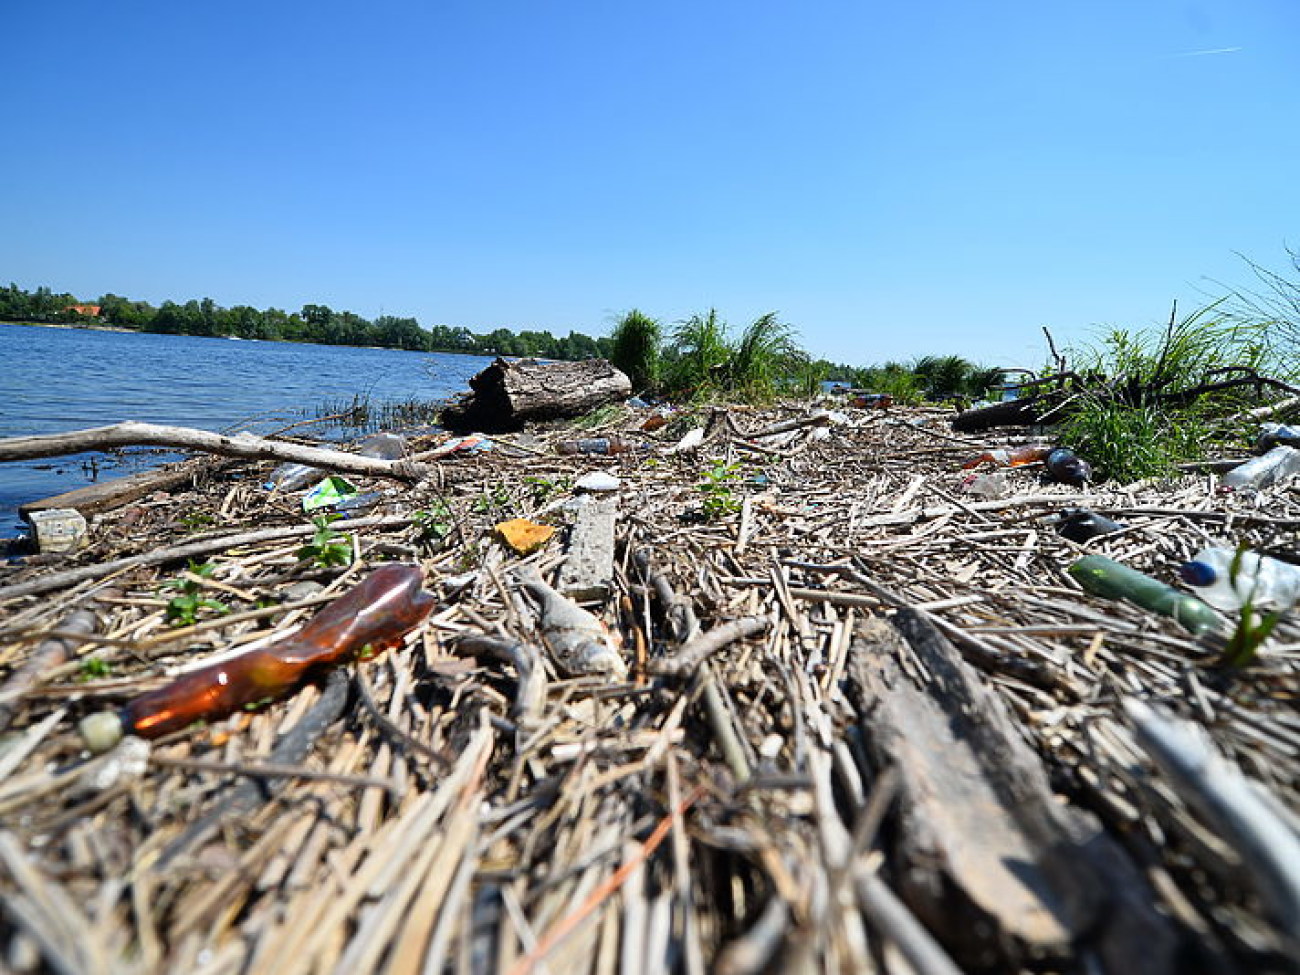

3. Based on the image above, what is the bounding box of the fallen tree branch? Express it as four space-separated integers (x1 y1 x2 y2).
0 421 430 481
954 370 1300 432
650 615 773 678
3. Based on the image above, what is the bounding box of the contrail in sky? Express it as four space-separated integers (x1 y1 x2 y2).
1173 46 1243 57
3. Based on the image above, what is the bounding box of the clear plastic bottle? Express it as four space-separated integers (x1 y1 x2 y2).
1221 445 1300 490
1178 547 1300 612
357 432 407 459
961 472 1008 498
265 462 321 492
265 432 407 491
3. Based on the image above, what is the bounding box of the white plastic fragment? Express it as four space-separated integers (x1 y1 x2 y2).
88 735 151 790
664 427 705 455
574 471 621 493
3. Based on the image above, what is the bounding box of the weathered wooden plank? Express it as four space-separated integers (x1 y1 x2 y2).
18 460 201 517
846 610 1181 972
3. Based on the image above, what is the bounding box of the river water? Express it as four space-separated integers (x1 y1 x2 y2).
0 323 493 536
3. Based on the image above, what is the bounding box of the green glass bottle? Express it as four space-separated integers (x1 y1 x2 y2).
1069 554 1224 636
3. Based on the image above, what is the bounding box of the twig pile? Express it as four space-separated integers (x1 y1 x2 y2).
0 401 1297 974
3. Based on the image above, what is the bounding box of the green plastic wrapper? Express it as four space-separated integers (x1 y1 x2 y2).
302 476 359 513
1068 554 1224 636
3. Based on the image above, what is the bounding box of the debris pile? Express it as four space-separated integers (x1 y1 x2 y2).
0 397 1297 973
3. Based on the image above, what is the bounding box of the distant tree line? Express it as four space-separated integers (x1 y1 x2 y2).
0 282 614 361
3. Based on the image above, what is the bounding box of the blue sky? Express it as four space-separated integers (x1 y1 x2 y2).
3 1 1296 367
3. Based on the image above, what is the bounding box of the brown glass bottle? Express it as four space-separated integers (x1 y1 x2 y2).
122 564 435 739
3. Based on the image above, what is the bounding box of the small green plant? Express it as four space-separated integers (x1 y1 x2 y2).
523 474 570 505
571 403 626 430
78 656 113 681
179 511 216 533
471 484 513 517
297 515 352 567
698 460 743 520
161 560 230 626
413 500 455 545
1217 545 1283 668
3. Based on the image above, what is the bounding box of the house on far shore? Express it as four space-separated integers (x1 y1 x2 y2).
66 304 102 318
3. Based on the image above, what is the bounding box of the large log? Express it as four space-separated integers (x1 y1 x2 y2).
441 358 632 433
846 610 1181 971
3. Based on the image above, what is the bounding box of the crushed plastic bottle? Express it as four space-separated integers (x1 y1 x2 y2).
558 436 644 456
961 472 1009 499
78 564 436 750
1221 445 1300 491
265 462 321 492
1069 554 1223 636
1178 547 1300 612
356 432 407 459
264 432 408 492
962 445 1051 469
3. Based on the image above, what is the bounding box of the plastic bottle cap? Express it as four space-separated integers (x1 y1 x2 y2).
1178 561 1217 587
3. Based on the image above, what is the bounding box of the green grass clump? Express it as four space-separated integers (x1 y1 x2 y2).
1059 398 1209 483
851 362 923 404
663 309 733 399
727 313 806 400
1069 302 1271 408
609 309 661 394
848 357 1002 405
655 309 808 403
1056 302 1276 482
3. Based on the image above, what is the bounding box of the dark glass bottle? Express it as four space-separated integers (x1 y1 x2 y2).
122 564 435 739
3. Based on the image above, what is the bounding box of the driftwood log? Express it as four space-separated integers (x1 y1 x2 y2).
440 357 632 433
847 610 1182 971
0 421 429 481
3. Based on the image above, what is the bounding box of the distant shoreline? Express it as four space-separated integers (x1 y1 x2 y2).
3 319 137 335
